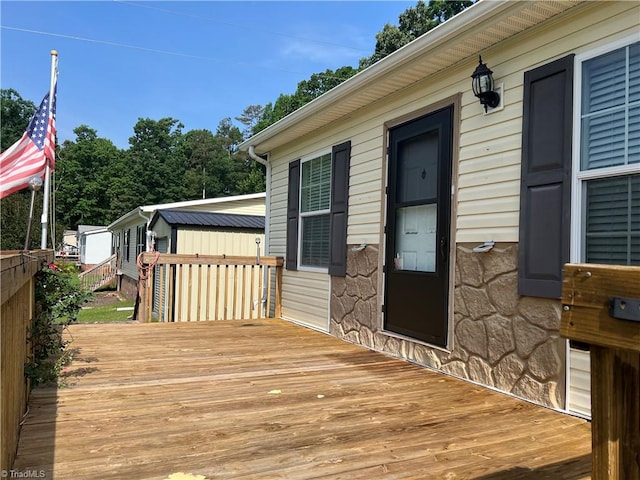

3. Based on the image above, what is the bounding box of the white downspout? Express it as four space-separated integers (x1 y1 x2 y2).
136 208 152 252
248 145 272 316
248 146 271 257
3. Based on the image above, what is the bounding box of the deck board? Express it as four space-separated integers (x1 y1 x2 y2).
13 319 591 479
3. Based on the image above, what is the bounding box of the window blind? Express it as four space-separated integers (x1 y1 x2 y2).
581 43 640 170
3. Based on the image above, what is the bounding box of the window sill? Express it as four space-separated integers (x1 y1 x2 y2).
297 265 329 274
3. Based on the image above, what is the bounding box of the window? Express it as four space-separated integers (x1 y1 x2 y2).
575 41 640 266
300 152 332 268
287 141 351 275
124 229 130 262
136 225 145 257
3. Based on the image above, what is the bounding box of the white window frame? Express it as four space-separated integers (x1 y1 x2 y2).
570 35 640 264
298 148 332 272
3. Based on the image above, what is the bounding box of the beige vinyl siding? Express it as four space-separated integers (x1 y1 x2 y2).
268 163 290 257
173 198 265 216
281 270 330 331
264 1 638 330
176 230 264 256
568 348 591 418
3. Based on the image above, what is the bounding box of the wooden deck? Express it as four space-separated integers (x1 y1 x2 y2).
13 319 591 479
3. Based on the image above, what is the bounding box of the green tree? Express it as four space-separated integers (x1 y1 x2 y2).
296 66 358 104
127 117 187 205
55 126 124 228
1 88 36 150
359 0 474 69
182 129 217 199
236 105 264 139
254 66 358 133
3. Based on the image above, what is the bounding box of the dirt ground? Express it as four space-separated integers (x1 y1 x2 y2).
85 291 131 308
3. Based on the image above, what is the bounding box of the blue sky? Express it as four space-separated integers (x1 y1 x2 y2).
1 1 414 149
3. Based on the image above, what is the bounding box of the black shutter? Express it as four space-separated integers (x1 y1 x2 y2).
286 159 301 271
518 55 574 298
329 141 351 276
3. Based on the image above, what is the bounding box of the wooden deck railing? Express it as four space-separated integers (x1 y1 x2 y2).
0 249 54 472
137 253 283 323
78 253 117 291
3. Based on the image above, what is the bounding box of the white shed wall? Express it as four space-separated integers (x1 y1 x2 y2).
83 231 112 265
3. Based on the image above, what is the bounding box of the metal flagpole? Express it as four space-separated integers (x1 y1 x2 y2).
40 50 58 249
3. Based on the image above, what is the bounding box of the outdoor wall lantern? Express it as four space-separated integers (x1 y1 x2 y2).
471 56 500 112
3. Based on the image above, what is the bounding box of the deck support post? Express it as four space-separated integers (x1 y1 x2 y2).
561 263 640 480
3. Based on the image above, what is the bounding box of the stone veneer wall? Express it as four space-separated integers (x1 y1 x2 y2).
330 243 566 409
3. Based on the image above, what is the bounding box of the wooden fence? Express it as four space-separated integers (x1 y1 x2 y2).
0 250 53 472
137 253 283 323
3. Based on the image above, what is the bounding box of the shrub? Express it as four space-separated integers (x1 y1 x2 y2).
25 262 92 386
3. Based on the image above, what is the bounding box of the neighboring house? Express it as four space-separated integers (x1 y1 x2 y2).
77 225 113 271
148 209 265 321
62 229 77 251
239 0 639 418
107 193 266 299
55 229 79 259
149 209 265 256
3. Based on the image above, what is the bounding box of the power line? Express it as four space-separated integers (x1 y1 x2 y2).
0 25 319 77
113 0 371 54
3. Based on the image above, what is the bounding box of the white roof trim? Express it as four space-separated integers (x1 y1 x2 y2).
79 227 110 237
107 192 266 230
139 192 265 213
239 0 583 154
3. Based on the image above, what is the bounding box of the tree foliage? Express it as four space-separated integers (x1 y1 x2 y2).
254 66 358 133
360 0 474 69
0 94 267 249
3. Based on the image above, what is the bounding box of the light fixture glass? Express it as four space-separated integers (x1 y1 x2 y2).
471 56 500 112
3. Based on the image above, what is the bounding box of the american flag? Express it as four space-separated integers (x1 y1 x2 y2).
0 84 57 199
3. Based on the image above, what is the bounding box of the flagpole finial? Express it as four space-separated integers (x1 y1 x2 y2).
51 50 58 56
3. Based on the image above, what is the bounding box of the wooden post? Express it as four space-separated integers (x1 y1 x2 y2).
561 263 640 480
137 278 146 323
274 262 283 319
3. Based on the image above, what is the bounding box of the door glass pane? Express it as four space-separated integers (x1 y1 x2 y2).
396 130 438 203
394 204 437 272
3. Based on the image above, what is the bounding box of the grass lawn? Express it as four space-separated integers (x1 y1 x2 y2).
76 293 136 324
